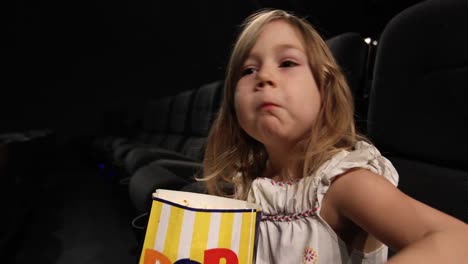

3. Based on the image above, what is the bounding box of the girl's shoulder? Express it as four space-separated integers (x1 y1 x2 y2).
249 141 398 189
317 141 399 190
247 141 399 206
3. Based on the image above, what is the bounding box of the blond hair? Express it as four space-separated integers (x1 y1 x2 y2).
202 9 364 200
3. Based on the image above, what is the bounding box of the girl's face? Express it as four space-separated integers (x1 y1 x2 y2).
234 20 321 148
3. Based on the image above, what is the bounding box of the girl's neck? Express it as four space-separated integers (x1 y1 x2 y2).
264 144 303 181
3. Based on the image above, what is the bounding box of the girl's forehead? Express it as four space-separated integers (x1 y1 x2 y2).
247 21 307 55
259 20 304 44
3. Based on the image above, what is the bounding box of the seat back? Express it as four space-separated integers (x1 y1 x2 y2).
144 96 173 146
120 102 145 139
159 89 194 152
367 0 468 221
326 32 370 134
180 80 224 161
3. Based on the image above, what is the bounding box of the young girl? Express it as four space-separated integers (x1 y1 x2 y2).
202 9 468 263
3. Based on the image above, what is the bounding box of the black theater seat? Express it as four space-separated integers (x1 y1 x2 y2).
367 0 468 222
123 89 195 175
326 32 370 134
111 96 173 167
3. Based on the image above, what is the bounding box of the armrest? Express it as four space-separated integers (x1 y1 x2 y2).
147 148 196 162
155 159 203 181
125 148 197 174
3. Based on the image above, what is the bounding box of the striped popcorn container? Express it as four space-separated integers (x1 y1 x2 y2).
139 189 262 264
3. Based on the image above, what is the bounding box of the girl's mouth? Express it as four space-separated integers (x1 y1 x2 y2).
260 102 279 110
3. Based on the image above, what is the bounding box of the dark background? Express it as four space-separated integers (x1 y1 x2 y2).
5 0 422 149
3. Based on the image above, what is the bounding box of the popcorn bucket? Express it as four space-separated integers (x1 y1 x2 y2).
138 189 262 264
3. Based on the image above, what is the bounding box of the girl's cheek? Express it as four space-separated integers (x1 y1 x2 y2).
233 95 241 113
234 95 249 118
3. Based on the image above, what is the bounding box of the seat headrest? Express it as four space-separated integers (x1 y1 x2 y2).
368 0 468 169
326 32 368 95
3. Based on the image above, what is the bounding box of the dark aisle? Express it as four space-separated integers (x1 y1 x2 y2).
5 157 139 264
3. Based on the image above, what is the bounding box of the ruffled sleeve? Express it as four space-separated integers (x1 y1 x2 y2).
316 141 399 196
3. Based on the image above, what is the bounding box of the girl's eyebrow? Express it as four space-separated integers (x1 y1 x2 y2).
273 43 305 54
245 43 305 63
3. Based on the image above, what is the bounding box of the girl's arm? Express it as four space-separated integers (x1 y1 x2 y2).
325 168 468 263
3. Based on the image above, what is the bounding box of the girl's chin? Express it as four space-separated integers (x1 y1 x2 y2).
258 133 298 147
257 129 309 148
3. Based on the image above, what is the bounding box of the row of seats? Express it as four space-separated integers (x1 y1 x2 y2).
91 79 224 185
89 0 468 249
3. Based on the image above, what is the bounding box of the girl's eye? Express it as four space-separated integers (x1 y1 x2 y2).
241 67 256 76
280 60 298 68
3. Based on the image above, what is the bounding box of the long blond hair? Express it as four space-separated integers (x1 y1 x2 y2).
202 9 363 200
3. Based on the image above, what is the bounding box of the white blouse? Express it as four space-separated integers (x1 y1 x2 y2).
247 141 399 264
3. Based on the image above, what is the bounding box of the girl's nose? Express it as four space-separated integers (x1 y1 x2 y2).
256 66 276 89
257 79 275 88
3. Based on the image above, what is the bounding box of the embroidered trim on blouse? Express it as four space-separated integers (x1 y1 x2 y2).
256 177 302 187
261 207 318 222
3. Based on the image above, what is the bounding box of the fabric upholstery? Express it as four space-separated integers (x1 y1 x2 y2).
368 0 468 222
